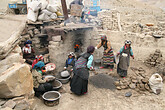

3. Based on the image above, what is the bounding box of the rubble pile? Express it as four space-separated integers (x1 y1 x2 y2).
97 4 165 38
114 67 152 93
0 96 34 110
145 49 163 67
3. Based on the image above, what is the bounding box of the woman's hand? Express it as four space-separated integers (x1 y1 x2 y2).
117 53 120 56
104 50 108 54
132 55 134 59
44 77 49 82
64 67 67 70
90 66 95 71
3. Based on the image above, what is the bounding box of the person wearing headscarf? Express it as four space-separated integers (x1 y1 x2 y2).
64 52 76 72
32 55 43 69
117 40 134 78
32 61 53 97
22 40 35 64
70 46 95 95
95 34 115 71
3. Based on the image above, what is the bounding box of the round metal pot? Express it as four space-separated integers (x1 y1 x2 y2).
42 91 61 107
52 80 62 91
57 75 71 84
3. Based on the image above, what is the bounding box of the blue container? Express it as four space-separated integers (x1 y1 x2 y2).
8 4 17 8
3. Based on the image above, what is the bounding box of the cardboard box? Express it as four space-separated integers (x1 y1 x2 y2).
70 4 82 17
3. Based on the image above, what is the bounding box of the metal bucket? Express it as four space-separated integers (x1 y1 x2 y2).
42 91 61 107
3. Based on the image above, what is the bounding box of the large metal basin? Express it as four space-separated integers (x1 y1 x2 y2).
42 91 61 106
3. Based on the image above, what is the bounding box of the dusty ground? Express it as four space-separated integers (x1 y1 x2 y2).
0 0 164 110
33 60 165 110
0 14 26 42
136 0 165 9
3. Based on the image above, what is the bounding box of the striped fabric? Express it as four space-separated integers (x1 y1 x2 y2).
75 57 87 69
103 49 114 65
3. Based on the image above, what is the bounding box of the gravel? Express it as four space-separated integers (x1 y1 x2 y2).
89 74 116 90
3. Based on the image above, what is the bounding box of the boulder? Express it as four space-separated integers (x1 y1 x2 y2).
12 45 22 54
14 99 30 110
0 99 7 106
0 63 33 98
1 107 13 110
2 100 16 109
0 53 25 74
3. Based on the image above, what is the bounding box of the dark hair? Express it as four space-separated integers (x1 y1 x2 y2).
87 46 95 53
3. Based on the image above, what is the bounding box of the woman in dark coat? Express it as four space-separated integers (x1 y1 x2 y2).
117 40 134 78
70 46 95 95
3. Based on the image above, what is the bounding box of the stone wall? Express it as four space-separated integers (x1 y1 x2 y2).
96 30 165 61
48 28 96 72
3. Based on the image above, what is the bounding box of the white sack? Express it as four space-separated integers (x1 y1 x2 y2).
50 13 57 20
38 13 51 21
46 4 58 13
41 0 49 10
28 1 41 12
40 9 53 16
149 73 163 94
27 8 39 22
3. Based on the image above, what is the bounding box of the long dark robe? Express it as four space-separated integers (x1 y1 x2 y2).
70 68 88 95
70 53 91 95
117 46 131 77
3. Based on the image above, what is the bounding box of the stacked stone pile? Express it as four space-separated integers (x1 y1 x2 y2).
145 49 163 67
98 10 119 31
114 67 152 92
20 21 64 55
0 96 35 110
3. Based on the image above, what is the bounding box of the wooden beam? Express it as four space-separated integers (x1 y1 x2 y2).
61 0 68 20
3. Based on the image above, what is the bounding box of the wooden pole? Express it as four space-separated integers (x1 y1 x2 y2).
61 0 68 20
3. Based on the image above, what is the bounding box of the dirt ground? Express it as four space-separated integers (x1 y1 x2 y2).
33 60 165 110
0 0 164 109
0 14 26 42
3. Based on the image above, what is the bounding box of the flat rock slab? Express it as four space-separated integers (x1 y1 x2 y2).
0 15 26 43
89 74 116 90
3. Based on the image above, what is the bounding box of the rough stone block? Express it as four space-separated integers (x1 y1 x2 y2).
0 63 33 98
2 100 16 109
0 53 24 74
52 36 61 42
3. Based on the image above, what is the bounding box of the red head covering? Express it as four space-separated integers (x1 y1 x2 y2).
101 35 107 40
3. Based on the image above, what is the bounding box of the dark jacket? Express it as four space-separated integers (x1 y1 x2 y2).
74 53 91 80
65 58 76 67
